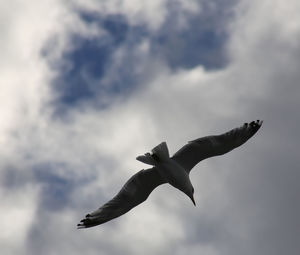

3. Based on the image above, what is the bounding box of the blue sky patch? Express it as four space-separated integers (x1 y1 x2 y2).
151 0 233 70
49 14 149 112
34 163 79 211
48 3 233 113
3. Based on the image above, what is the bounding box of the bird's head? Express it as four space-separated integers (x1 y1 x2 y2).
182 185 196 206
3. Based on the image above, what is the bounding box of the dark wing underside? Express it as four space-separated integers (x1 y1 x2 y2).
172 120 263 173
77 167 165 228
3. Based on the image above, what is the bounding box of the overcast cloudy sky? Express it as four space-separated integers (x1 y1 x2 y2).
1 0 300 254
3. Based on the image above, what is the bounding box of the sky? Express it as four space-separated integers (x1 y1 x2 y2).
1 0 300 254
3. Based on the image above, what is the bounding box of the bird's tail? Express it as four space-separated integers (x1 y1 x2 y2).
136 142 170 165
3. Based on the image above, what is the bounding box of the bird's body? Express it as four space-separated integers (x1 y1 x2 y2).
77 120 263 229
137 141 195 204
156 157 193 194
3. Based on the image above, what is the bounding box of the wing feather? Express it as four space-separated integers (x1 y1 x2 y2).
77 167 165 228
172 120 263 173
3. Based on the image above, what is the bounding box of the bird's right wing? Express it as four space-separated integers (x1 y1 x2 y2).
172 120 263 173
77 167 165 228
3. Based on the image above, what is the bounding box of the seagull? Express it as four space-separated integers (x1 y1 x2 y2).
77 120 263 228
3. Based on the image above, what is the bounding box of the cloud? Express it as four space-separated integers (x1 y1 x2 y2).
0 177 39 254
72 0 175 31
1 0 300 255
48 0 234 110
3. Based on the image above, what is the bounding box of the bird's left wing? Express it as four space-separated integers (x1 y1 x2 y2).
172 120 263 173
77 167 165 228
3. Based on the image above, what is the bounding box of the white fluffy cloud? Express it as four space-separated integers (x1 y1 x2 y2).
1 0 300 255
0 183 39 254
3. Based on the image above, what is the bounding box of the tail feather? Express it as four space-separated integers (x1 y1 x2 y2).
136 142 169 165
136 152 156 165
151 142 169 159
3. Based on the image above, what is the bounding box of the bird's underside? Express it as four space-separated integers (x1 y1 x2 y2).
77 120 263 229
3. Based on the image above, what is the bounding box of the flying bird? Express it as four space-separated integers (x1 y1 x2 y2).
77 120 263 228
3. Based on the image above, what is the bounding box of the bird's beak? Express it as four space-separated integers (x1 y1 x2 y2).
190 195 196 206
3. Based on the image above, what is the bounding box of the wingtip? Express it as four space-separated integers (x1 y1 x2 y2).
244 119 263 128
77 223 86 229
255 119 263 125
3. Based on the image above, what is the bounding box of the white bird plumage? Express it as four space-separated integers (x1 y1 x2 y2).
77 120 263 229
